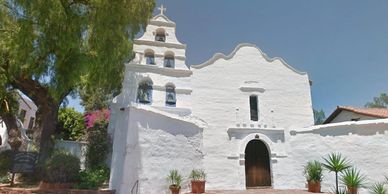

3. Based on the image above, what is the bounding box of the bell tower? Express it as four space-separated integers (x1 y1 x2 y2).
121 5 192 115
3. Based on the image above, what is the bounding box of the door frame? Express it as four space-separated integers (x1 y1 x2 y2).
239 133 273 188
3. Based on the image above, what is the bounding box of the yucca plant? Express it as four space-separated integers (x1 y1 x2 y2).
369 182 387 194
341 167 366 194
167 170 183 189
304 160 323 183
323 153 351 194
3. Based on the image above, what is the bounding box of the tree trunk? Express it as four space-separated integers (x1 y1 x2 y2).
34 100 60 165
2 113 22 150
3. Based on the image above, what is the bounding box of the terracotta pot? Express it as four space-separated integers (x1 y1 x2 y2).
169 186 180 194
348 187 358 194
39 181 73 189
307 181 321 193
191 180 205 193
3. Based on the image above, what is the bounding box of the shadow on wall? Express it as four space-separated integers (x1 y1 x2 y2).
134 107 203 138
290 120 388 137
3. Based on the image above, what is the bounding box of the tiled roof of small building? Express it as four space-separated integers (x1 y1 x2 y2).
323 106 388 124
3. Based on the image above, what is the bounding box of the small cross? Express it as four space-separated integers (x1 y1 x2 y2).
158 4 166 15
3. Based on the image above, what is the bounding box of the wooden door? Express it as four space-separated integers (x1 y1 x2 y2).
245 140 271 188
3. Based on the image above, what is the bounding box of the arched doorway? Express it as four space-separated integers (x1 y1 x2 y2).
245 139 271 188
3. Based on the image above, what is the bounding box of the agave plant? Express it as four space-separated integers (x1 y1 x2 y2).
340 167 367 193
304 160 323 183
369 182 387 194
322 153 351 194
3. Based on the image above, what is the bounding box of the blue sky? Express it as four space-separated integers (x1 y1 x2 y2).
69 0 388 116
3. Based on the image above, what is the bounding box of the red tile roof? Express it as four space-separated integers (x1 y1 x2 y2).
323 106 388 124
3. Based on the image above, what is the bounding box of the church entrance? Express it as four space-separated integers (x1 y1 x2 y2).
245 139 271 188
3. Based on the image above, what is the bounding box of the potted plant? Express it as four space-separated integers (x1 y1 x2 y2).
340 167 366 194
369 182 387 194
190 169 206 193
167 170 182 194
322 153 351 194
304 160 323 193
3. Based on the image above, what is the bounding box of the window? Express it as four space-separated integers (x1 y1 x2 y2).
28 117 35 130
164 52 175 68
165 84 176 106
155 28 166 42
137 79 153 104
145 50 155 65
250 95 258 121
19 109 27 122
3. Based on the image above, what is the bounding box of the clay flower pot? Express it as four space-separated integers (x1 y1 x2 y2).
348 187 358 194
307 181 321 193
191 180 205 193
169 186 180 194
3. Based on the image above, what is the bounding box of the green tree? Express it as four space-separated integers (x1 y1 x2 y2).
313 109 326 125
0 0 155 163
322 153 351 194
57 107 85 141
365 93 388 108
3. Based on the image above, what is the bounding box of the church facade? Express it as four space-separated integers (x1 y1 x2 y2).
108 7 388 194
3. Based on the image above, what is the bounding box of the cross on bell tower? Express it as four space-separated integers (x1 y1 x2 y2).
158 4 166 15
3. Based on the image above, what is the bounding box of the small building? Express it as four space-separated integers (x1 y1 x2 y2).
323 106 388 124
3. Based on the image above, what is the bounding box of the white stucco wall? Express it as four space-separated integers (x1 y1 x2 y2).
330 110 379 123
109 106 204 194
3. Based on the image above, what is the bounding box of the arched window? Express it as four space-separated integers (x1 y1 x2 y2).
155 28 166 42
164 51 175 68
250 95 258 121
165 84 176 106
137 79 153 104
144 49 155 65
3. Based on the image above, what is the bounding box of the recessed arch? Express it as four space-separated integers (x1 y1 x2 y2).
245 139 271 188
165 83 176 107
164 51 175 68
137 78 153 104
155 28 166 42
144 49 155 65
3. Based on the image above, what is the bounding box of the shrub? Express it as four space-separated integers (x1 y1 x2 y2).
57 107 86 141
190 169 206 181
0 150 13 177
340 167 366 189
86 120 111 170
304 160 323 183
370 182 387 194
43 150 80 183
74 165 110 189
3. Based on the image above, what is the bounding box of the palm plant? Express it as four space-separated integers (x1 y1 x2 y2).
369 182 387 194
323 153 351 194
340 167 366 194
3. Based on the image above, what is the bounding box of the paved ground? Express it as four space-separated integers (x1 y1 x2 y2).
188 189 327 194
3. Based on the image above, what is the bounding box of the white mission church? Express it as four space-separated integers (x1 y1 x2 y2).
108 6 388 194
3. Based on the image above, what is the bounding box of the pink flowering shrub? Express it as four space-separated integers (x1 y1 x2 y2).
85 109 110 129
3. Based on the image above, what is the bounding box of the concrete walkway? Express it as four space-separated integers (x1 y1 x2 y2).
188 189 327 194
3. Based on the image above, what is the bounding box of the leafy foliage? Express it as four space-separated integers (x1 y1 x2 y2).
168 170 182 189
43 150 80 183
74 165 110 190
304 160 323 183
86 120 111 170
0 0 155 163
85 109 109 129
365 93 388 108
57 107 85 141
190 169 206 181
369 182 387 194
313 109 326 125
340 167 367 189
323 153 352 194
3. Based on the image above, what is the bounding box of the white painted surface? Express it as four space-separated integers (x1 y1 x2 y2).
109 8 387 194
55 140 88 170
330 110 379 123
